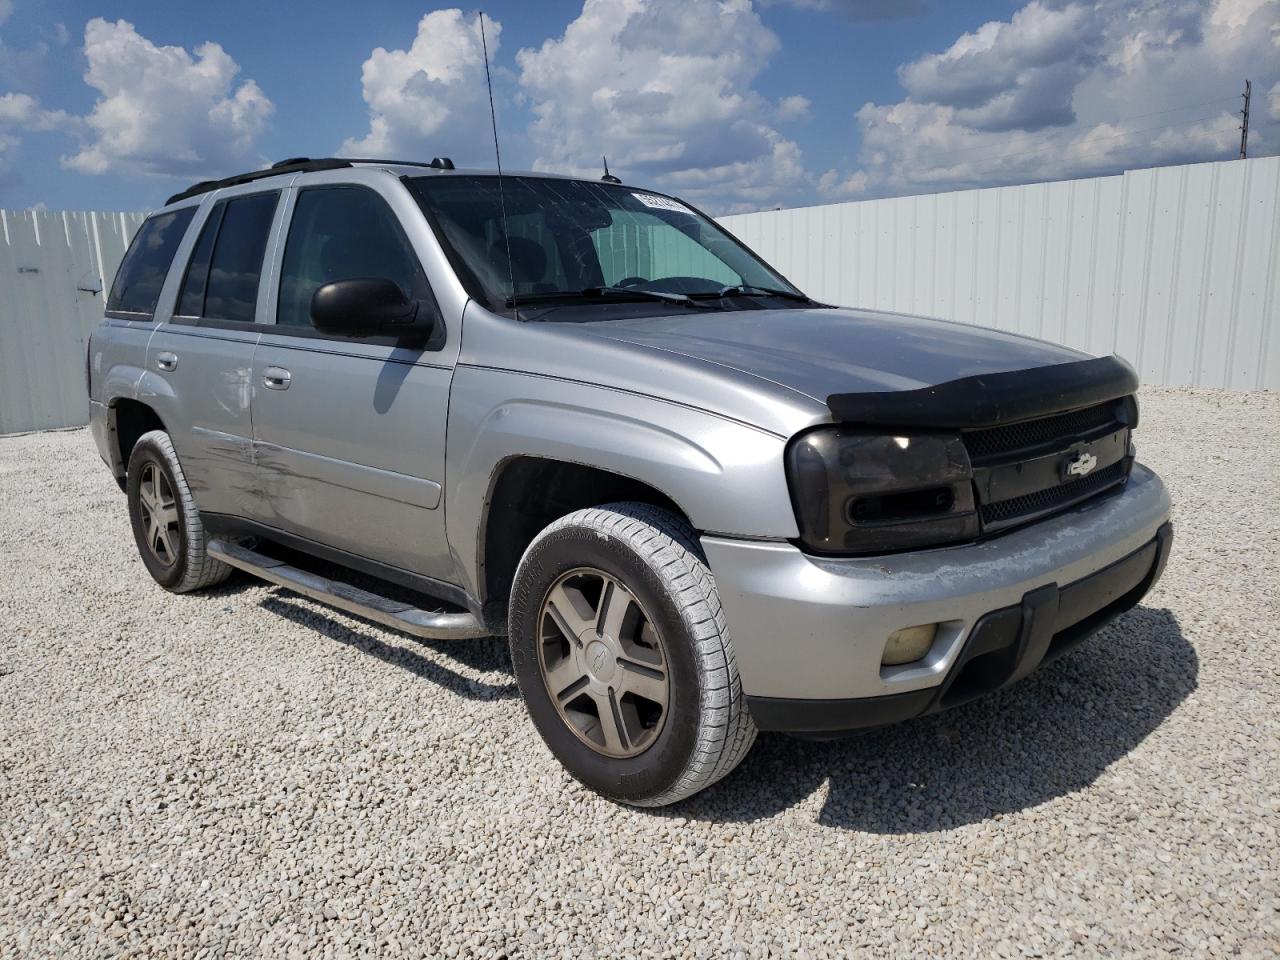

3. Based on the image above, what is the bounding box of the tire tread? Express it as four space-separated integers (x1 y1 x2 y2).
519 501 757 806
131 430 232 594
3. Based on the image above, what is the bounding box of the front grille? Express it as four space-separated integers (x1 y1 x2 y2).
981 460 1126 525
963 401 1121 461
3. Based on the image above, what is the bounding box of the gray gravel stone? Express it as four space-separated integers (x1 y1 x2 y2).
0 388 1277 958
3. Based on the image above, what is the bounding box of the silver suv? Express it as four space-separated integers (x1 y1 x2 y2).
88 157 1172 806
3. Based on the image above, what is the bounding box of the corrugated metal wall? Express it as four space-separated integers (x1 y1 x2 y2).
0 209 145 434
719 157 1280 391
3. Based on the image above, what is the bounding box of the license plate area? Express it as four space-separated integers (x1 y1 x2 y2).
974 427 1129 506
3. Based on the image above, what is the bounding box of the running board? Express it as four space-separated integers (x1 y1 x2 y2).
207 539 489 640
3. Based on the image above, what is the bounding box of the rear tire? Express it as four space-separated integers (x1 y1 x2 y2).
126 430 231 593
508 502 756 806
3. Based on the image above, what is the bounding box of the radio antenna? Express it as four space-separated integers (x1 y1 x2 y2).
479 11 517 317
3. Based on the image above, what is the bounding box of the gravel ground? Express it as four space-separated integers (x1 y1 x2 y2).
0 388 1277 958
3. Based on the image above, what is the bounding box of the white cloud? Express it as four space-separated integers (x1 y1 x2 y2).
775 94 811 122
0 1 12 27
0 90 70 129
516 0 812 213
0 91 75 176
846 0 1280 197
341 9 503 163
762 0 929 19
61 18 273 178
898 2 1102 132
0 89 32 122
817 168 868 197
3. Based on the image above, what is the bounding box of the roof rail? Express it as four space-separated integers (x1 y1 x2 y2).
343 156 456 170
164 156 458 206
165 158 351 206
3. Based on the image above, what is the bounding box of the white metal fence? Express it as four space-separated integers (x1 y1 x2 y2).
0 157 1276 435
0 209 144 434
720 156 1280 391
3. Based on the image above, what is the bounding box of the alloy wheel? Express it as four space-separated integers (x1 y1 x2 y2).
138 461 180 567
536 568 670 758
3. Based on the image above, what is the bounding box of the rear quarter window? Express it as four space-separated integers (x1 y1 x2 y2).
107 207 196 319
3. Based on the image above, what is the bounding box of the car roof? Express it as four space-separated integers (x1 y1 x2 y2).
162 157 590 208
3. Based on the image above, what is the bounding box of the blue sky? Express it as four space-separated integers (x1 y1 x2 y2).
0 0 1276 213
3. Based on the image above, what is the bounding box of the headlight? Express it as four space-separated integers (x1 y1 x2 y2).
785 428 978 554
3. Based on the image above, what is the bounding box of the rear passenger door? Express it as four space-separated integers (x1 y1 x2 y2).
146 188 281 521
251 182 456 585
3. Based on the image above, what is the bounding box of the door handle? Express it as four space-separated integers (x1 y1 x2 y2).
155 352 178 372
262 366 292 390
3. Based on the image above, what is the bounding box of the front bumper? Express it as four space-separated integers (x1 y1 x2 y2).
700 463 1172 726
748 523 1171 734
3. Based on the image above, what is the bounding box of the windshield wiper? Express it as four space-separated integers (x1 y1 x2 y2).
505 287 720 309
692 283 811 303
583 286 722 308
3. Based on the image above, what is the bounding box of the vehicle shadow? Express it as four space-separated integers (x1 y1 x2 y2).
257 592 518 702
192 562 519 700
675 606 1196 833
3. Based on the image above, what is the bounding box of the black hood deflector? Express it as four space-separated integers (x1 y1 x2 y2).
827 355 1139 429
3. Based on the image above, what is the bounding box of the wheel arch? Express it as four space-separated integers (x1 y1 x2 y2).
107 397 169 489
445 375 800 611
478 455 688 616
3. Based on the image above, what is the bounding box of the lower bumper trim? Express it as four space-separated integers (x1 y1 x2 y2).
747 521 1173 735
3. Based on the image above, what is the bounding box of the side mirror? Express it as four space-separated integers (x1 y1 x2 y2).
310 278 434 339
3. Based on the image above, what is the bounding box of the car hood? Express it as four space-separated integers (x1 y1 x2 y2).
571 306 1091 403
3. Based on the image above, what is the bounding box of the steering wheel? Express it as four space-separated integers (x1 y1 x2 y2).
614 276 647 288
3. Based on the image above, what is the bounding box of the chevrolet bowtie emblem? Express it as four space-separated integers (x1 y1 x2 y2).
1066 451 1098 478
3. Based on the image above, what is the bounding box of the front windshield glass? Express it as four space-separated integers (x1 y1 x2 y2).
406 175 803 312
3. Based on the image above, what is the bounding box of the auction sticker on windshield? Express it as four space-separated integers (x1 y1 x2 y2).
633 192 690 213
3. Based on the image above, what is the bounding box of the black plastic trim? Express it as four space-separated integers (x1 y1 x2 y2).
826 355 1140 429
103 310 155 322
747 686 936 734
746 521 1173 735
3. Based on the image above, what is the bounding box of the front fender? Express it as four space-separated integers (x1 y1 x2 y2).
444 365 799 599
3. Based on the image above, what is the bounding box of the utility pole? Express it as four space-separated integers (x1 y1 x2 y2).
1239 79 1251 160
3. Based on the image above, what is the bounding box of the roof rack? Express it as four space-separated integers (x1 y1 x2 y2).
164 156 457 206
343 157 456 171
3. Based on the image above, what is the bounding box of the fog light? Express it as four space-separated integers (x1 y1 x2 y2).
881 624 938 666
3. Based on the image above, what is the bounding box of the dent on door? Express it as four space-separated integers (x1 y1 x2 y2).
142 330 264 519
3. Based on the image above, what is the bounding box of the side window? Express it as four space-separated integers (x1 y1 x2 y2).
278 186 429 329
202 192 278 323
107 207 196 318
175 203 223 318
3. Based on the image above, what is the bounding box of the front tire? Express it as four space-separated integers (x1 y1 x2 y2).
126 430 231 593
508 502 756 806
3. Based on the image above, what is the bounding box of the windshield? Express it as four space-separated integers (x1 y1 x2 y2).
406 175 804 314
